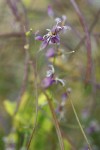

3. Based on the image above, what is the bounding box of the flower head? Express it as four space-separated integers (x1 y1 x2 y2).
42 65 65 88
41 65 55 88
35 16 71 50
62 92 68 101
45 48 56 58
86 121 100 134
47 5 54 18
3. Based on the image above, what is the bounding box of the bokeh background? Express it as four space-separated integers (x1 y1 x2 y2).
0 0 100 150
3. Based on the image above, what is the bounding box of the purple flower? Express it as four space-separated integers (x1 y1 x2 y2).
42 77 55 88
48 5 54 18
42 65 65 88
56 105 63 114
35 35 44 41
81 145 89 150
55 92 68 120
56 93 67 113
81 108 89 119
45 48 56 58
62 93 68 101
87 126 96 134
41 65 55 88
86 121 99 134
35 16 71 50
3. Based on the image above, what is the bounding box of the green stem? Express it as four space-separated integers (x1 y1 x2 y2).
44 91 65 150
27 52 38 150
68 93 92 150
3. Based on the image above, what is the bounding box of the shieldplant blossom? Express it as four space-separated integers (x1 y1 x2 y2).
41 65 65 88
35 16 71 50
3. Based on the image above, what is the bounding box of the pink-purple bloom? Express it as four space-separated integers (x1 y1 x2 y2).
42 76 55 89
42 65 65 88
86 121 99 134
47 5 54 18
45 48 56 58
35 16 71 50
35 36 44 41
56 92 67 113
61 92 68 102
41 65 55 88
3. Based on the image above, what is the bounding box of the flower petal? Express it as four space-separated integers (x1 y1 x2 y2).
55 17 61 24
42 77 54 88
40 40 48 50
35 35 44 41
62 26 71 33
47 5 54 18
51 36 60 44
46 48 55 58
55 78 65 86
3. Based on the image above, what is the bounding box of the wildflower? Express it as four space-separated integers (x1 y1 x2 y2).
41 65 55 88
35 16 71 50
86 121 100 134
81 108 89 119
56 105 64 120
47 5 54 18
42 65 65 88
55 92 68 120
56 93 67 112
45 48 56 58
61 92 68 105
81 145 89 150
42 77 55 89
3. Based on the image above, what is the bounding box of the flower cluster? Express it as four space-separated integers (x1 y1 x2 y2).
35 10 71 123
35 14 71 90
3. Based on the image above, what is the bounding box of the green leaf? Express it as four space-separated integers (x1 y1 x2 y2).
4 100 16 116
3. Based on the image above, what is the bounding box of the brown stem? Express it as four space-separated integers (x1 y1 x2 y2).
6 0 30 115
43 91 65 150
70 0 92 84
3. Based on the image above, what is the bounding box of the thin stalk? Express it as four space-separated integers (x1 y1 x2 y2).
68 93 92 150
44 91 65 150
27 52 38 150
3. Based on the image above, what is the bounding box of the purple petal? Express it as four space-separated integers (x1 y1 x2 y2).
47 5 54 18
35 35 44 41
42 77 54 88
51 36 60 44
45 48 55 58
62 93 68 101
86 126 96 134
55 26 62 33
56 106 63 114
51 26 56 33
82 146 89 150
40 40 48 50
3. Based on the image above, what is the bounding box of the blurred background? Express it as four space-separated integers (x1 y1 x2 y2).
0 0 100 150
